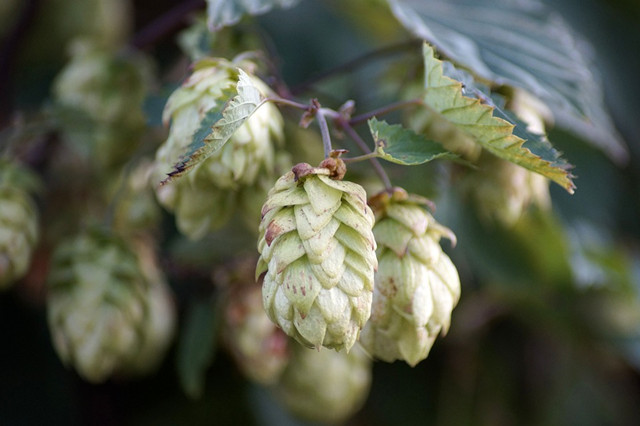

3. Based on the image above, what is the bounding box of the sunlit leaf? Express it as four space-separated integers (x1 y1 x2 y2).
207 0 300 31
161 69 266 184
388 0 628 163
419 43 575 193
368 117 455 165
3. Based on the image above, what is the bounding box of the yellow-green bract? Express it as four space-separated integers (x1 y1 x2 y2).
256 163 377 352
360 188 460 366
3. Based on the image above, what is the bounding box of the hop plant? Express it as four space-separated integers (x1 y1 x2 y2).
218 259 290 385
53 39 149 170
0 160 39 290
360 188 460 366
153 58 284 239
256 159 377 352
463 152 551 226
47 229 175 382
275 343 372 424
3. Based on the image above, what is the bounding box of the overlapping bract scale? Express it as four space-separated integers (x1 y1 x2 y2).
360 189 460 366
257 163 377 352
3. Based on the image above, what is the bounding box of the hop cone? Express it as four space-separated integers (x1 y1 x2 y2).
53 39 148 170
219 259 290 385
257 160 377 352
0 160 39 290
360 188 460 366
275 344 372 424
47 229 175 382
464 152 550 226
153 58 284 239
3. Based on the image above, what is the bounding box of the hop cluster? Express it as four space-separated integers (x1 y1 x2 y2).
0 160 39 290
47 229 175 382
257 160 377 352
153 58 284 239
53 39 148 170
360 188 460 366
275 344 372 424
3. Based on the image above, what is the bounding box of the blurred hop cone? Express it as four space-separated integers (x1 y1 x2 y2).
463 90 551 226
152 58 284 239
110 159 162 234
53 39 149 170
275 343 372 424
46 229 175 383
218 259 290 385
256 160 377 352
0 159 40 290
360 188 460 366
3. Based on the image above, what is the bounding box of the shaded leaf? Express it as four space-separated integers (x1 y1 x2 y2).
420 43 575 193
207 0 300 31
161 69 266 184
368 118 456 165
388 0 628 163
176 299 222 399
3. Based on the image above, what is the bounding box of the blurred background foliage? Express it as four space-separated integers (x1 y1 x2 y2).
1 0 639 425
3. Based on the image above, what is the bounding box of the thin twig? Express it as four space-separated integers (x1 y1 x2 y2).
338 118 392 191
130 0 205 50
290 39 422 95
342 152 379 163
316 107 333 158
349 98 423 126
265 97 309 111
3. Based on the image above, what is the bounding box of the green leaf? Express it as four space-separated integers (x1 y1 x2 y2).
367 118 456 165
388 0 628 164
207 0 300 31
420 43 575 193
161 69 266 184
176 299 222 399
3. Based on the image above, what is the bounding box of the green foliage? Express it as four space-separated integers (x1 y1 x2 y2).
176 299 222 399
420 43 576 193
207 0 301 31
388 0 628 163
368 118 456 165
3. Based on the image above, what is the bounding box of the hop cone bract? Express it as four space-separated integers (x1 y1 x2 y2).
0 160 39 290
153 58 284 239
47 229 175 382
257 161 377 352
275 344 372 424
360 189 460 366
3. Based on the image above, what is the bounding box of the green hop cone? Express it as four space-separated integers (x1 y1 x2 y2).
275 343 372 424
47 229 175 382
0 160 39 290
153 58 284 239
464 152 550 226
53 39 149 170
256 159 377 352
360 188 460 366
218 258 290 385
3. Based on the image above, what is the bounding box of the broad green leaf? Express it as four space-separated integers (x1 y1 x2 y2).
388 0 628 164
207 0 300 31
368 118 456 165
161 69 266 184
176 299 222 399
420 43 575 193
